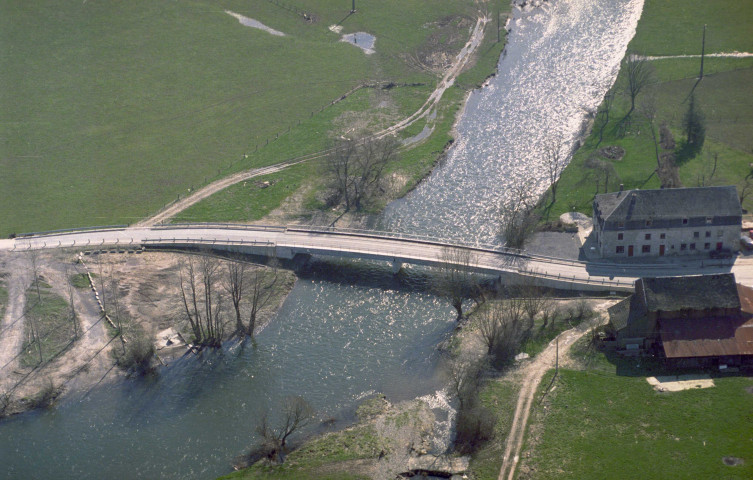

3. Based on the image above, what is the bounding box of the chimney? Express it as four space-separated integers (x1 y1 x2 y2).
618 183 624 196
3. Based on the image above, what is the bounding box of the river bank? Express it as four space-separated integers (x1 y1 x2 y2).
0 250 296 419
0 1 647 478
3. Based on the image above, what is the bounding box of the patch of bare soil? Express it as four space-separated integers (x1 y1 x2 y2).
598 145 625 161
723 456 744 466
408 15 475 74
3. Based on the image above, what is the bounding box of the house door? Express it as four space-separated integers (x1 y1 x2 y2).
659 244 665 256
628 245 634 257
716 242 723 250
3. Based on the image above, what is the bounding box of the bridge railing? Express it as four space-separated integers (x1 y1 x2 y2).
15 225 128 238
153 223 287 233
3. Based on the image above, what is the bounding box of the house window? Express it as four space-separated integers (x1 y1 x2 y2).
704 243 710 249
681 243 687 250
618 221 625 229
616 246 625 254
642 245 651 253
617 233 624 240
718 230 723 237
682 218 688 225
645 220 652 227
660 233 666 239
645 233 651 240
706 231 711 238
693 232 700 238
690 243 696 250
706 216 713 224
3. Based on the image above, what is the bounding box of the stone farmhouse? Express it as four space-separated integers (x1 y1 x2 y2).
592 185 741 259
607 273 753 367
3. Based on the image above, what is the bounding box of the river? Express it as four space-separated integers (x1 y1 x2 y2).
0 1 643 478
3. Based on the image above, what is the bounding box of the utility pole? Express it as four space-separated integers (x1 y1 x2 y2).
555 336 559 376
699 24 706 80
497 6 500 43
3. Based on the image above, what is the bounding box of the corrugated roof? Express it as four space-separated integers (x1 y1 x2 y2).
639 274 740 312
594 185 741 222
660 315 753 358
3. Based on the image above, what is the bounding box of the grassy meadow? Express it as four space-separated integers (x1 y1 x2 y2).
517 342 753 479
544 0 753 221
1 0 507 236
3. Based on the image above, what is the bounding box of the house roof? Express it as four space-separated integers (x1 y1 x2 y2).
637 274 740 313
659 315 753 358
594 185 741 222
608 295 646 331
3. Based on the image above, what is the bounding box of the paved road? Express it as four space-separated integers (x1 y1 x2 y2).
2 224 748 292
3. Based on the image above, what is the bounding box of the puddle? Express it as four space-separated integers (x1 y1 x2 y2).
403 124 434 146
341 32 376 54
225 10 285 36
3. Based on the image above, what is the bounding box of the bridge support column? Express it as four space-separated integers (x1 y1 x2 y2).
391 259 403 275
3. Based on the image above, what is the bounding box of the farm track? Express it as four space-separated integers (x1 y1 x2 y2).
136 15 489 228
498 304 611 480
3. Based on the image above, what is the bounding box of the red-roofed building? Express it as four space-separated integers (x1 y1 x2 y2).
608 274 753 367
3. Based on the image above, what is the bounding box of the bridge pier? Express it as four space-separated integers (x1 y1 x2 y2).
391 259 403 275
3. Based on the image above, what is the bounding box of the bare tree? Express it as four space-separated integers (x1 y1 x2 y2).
224 257 247 335
66 266 78 339
696 148 719 187
325 136 399 212
739 177 753 207
26 250 43 364
447 352 485 411
519 281 553 336
256 396 314 463
639 93 661 170
433 247 482 321
584 154 618 194
246 259 280 336
618 54 654 133
499 183 539 250
477 298 529 369
594 91 615 148
543 139 566 207
178 254 226 347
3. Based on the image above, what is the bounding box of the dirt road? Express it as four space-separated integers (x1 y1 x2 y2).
497 302 613 480
136 15 488 228
0 255 32 392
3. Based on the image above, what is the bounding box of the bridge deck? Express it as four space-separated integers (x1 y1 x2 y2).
2 224 746 292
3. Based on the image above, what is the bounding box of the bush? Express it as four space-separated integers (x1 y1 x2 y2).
115 330 155 375
454 403 496 455
28 378 58 409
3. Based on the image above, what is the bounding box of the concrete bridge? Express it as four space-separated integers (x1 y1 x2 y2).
1 223 747 292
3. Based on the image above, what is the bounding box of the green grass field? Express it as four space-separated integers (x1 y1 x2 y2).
20 284 75 368
545 0 753 221
1 0 507 236
466 379 520 479
518 344 753 479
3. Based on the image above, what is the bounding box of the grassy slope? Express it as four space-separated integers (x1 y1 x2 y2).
544 0 753 221
519 346 753 479
175 4 512 224
466 379 520 479
0 0 484 236
20 285 74 368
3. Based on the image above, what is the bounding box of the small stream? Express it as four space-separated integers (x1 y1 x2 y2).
0 1 643 478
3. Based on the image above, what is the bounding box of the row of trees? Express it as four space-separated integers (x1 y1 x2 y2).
178 254 281 347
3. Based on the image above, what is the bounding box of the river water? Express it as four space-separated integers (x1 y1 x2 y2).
0 1 642 478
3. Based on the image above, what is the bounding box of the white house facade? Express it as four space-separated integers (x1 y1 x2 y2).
592 185 742 259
